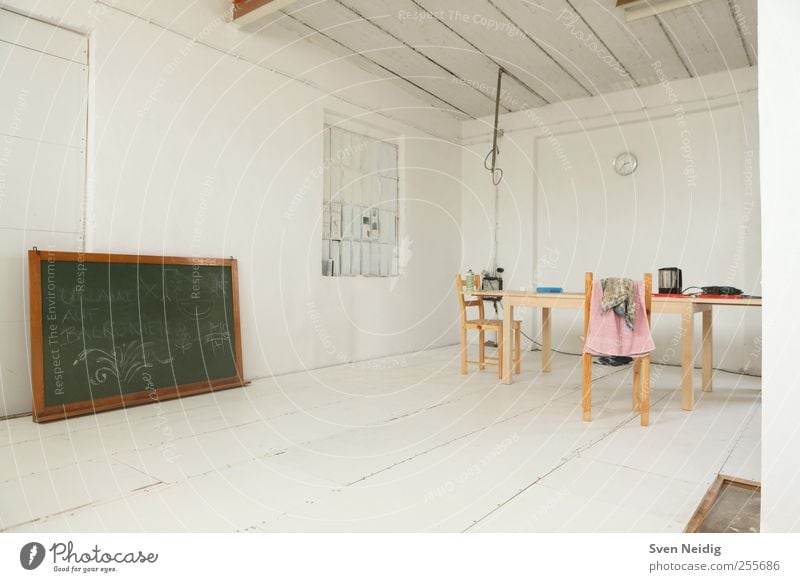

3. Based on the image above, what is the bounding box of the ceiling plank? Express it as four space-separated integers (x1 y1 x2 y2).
727 0 757 65
571 0 691 86
490 0 638 95
273 9 472 121
657 0 750 77
332 0 512 115
337 0 547 111
283 0 502 118
412 0 591 104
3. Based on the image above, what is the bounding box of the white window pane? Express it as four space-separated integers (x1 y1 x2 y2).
330 128 342 162
379 176 397 205
362 140 377 174
378 210 392 244
379 141 398 179
351 240 361 276
322 240 330 276
338 129 350 167
339 168 351 205
330 241 340 276
352 173 363 206
380 244 392 276
350 133 362 169
322 204 331 240
361 241 370 275
340 240 351 276
342 204 353 239
369 208 380 240
330 201 341 239
369 174 380 206
370 242 380 276
323 127 398 277
329 165 341 203
349 134 362 170
323 130 331 204
362 208 370 240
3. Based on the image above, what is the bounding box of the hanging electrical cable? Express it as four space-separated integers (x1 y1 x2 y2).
484 67 504 186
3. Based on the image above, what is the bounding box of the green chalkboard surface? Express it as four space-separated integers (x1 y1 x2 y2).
29 250 244 422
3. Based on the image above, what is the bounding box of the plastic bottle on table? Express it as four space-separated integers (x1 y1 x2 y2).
466 270 475 292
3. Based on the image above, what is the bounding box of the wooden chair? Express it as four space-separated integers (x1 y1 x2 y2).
455 274 522 379
582 272 653 426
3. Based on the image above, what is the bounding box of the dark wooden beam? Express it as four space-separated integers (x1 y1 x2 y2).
232 0 297 24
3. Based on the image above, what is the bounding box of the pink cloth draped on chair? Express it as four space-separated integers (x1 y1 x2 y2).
584 279 655 357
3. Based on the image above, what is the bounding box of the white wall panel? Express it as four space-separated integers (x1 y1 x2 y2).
0 8 87 64
0 137 84 233
0 11 86 417
0 43 87 148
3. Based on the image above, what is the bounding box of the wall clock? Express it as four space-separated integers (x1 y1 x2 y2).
613 152 638 176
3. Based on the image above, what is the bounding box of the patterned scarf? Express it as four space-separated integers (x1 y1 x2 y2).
600 278 636 330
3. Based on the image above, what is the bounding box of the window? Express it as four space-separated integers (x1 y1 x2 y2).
322 125 399 277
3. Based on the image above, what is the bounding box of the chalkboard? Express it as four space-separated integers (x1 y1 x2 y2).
28 250 244 422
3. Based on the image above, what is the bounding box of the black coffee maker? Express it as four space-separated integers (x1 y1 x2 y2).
658 267 683 294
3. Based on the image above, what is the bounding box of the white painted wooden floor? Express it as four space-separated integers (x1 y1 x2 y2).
0 346 761 532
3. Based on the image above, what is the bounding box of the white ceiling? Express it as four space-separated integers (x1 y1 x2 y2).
256 0 757 121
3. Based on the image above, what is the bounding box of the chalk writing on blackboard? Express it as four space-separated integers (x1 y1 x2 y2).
74 340 174 387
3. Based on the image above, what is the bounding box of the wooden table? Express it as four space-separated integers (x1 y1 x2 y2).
472 291 762 411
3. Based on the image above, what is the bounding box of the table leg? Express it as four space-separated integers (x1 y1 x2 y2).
542 307 552 372
681 306 695 411
503 299 513 385
702 309 713 392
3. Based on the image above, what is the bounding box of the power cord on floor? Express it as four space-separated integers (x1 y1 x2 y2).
488 300 762 377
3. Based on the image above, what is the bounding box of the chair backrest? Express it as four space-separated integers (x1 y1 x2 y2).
583 272 653 340
455 274 484 322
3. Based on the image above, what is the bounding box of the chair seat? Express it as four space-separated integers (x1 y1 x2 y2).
465 318 521 329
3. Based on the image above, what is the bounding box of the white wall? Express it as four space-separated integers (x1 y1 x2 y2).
0 9 87 416
759 0 800 533
0 0 463 417
461 68 761 374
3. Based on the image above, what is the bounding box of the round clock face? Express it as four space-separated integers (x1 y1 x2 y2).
613 152 638 176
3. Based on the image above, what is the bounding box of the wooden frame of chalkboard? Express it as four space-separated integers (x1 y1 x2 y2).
28 250 245 422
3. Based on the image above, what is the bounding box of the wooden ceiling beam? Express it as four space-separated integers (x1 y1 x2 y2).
616 0 710 22
232 0 298 26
